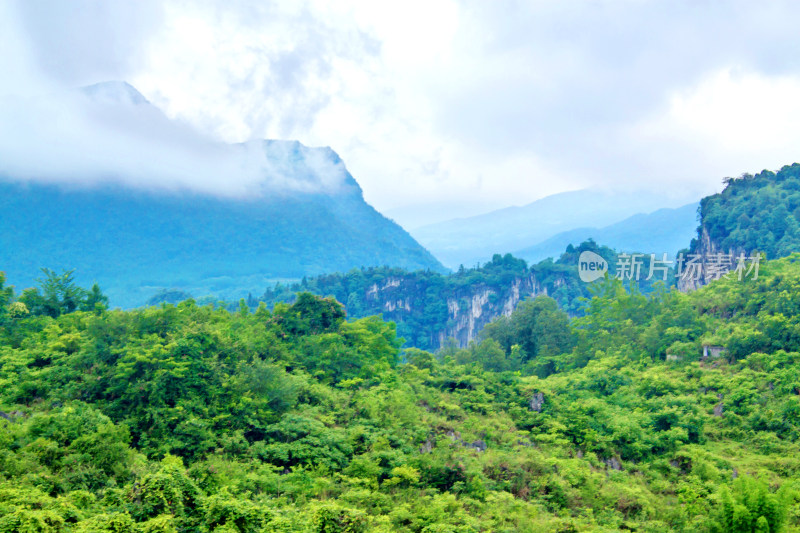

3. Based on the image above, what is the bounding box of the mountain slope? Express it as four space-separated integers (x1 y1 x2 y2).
515 202 700 263
0 83 444 307
411 189 697 268
680 162 800 290
0 171 443 308
689 163 800 259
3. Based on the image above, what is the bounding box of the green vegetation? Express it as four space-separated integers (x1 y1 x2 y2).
15 269 109 318
261 252 535 350
0 177 444 309
259 241 669 351
1 251 800 531
692 162 800 258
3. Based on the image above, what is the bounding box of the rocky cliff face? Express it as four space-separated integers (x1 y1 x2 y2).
678 226 749 292
364 272 544 349
676 166 800 292
435 274 543 347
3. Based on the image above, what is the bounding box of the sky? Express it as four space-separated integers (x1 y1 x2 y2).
4 0 800 228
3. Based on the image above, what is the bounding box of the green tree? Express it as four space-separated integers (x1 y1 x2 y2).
711 477 791 533
481 296 574 372
81 283 109 313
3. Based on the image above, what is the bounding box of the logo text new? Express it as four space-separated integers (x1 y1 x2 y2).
578 251 608 282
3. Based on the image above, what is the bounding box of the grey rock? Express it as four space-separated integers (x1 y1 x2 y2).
468 440 487 452
419 438 434 454
529 392 545 412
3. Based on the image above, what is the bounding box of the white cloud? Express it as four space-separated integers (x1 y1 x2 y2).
618 68 800 195
0 82 352 197
667 69 800 159
6 0 800 226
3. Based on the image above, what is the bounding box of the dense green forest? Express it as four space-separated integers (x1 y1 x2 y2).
256 241 671 350
1 251 799 531
691 163 800 259
0 170 444 309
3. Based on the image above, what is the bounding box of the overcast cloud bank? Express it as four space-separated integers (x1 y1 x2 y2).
4 1 800 225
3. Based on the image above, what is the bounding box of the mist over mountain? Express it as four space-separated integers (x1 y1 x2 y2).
410 189 699 269
515 202 700 263
0 81 355 197
0 82 443 306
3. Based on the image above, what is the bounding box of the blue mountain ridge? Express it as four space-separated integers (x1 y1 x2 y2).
0 167 445 308
411 189 698 268
514 202 700 263
0 82 444 307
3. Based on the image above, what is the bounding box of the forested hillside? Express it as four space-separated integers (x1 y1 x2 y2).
258 241 668 350
0 98 444 310
689 163 800 260
1 252 799 531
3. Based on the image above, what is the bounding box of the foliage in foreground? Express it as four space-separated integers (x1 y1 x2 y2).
1 256 800 531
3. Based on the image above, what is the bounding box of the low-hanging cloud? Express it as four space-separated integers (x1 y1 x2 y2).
0 82 351 197
14 0 163 87
0 1 352 198
7 0 800 226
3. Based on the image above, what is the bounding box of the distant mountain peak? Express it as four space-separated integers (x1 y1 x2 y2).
225 139 361 197
0 81 444 305
2 82 357 199
81 80 150 106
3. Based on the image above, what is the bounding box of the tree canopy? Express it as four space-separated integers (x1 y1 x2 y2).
1 255 800 531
